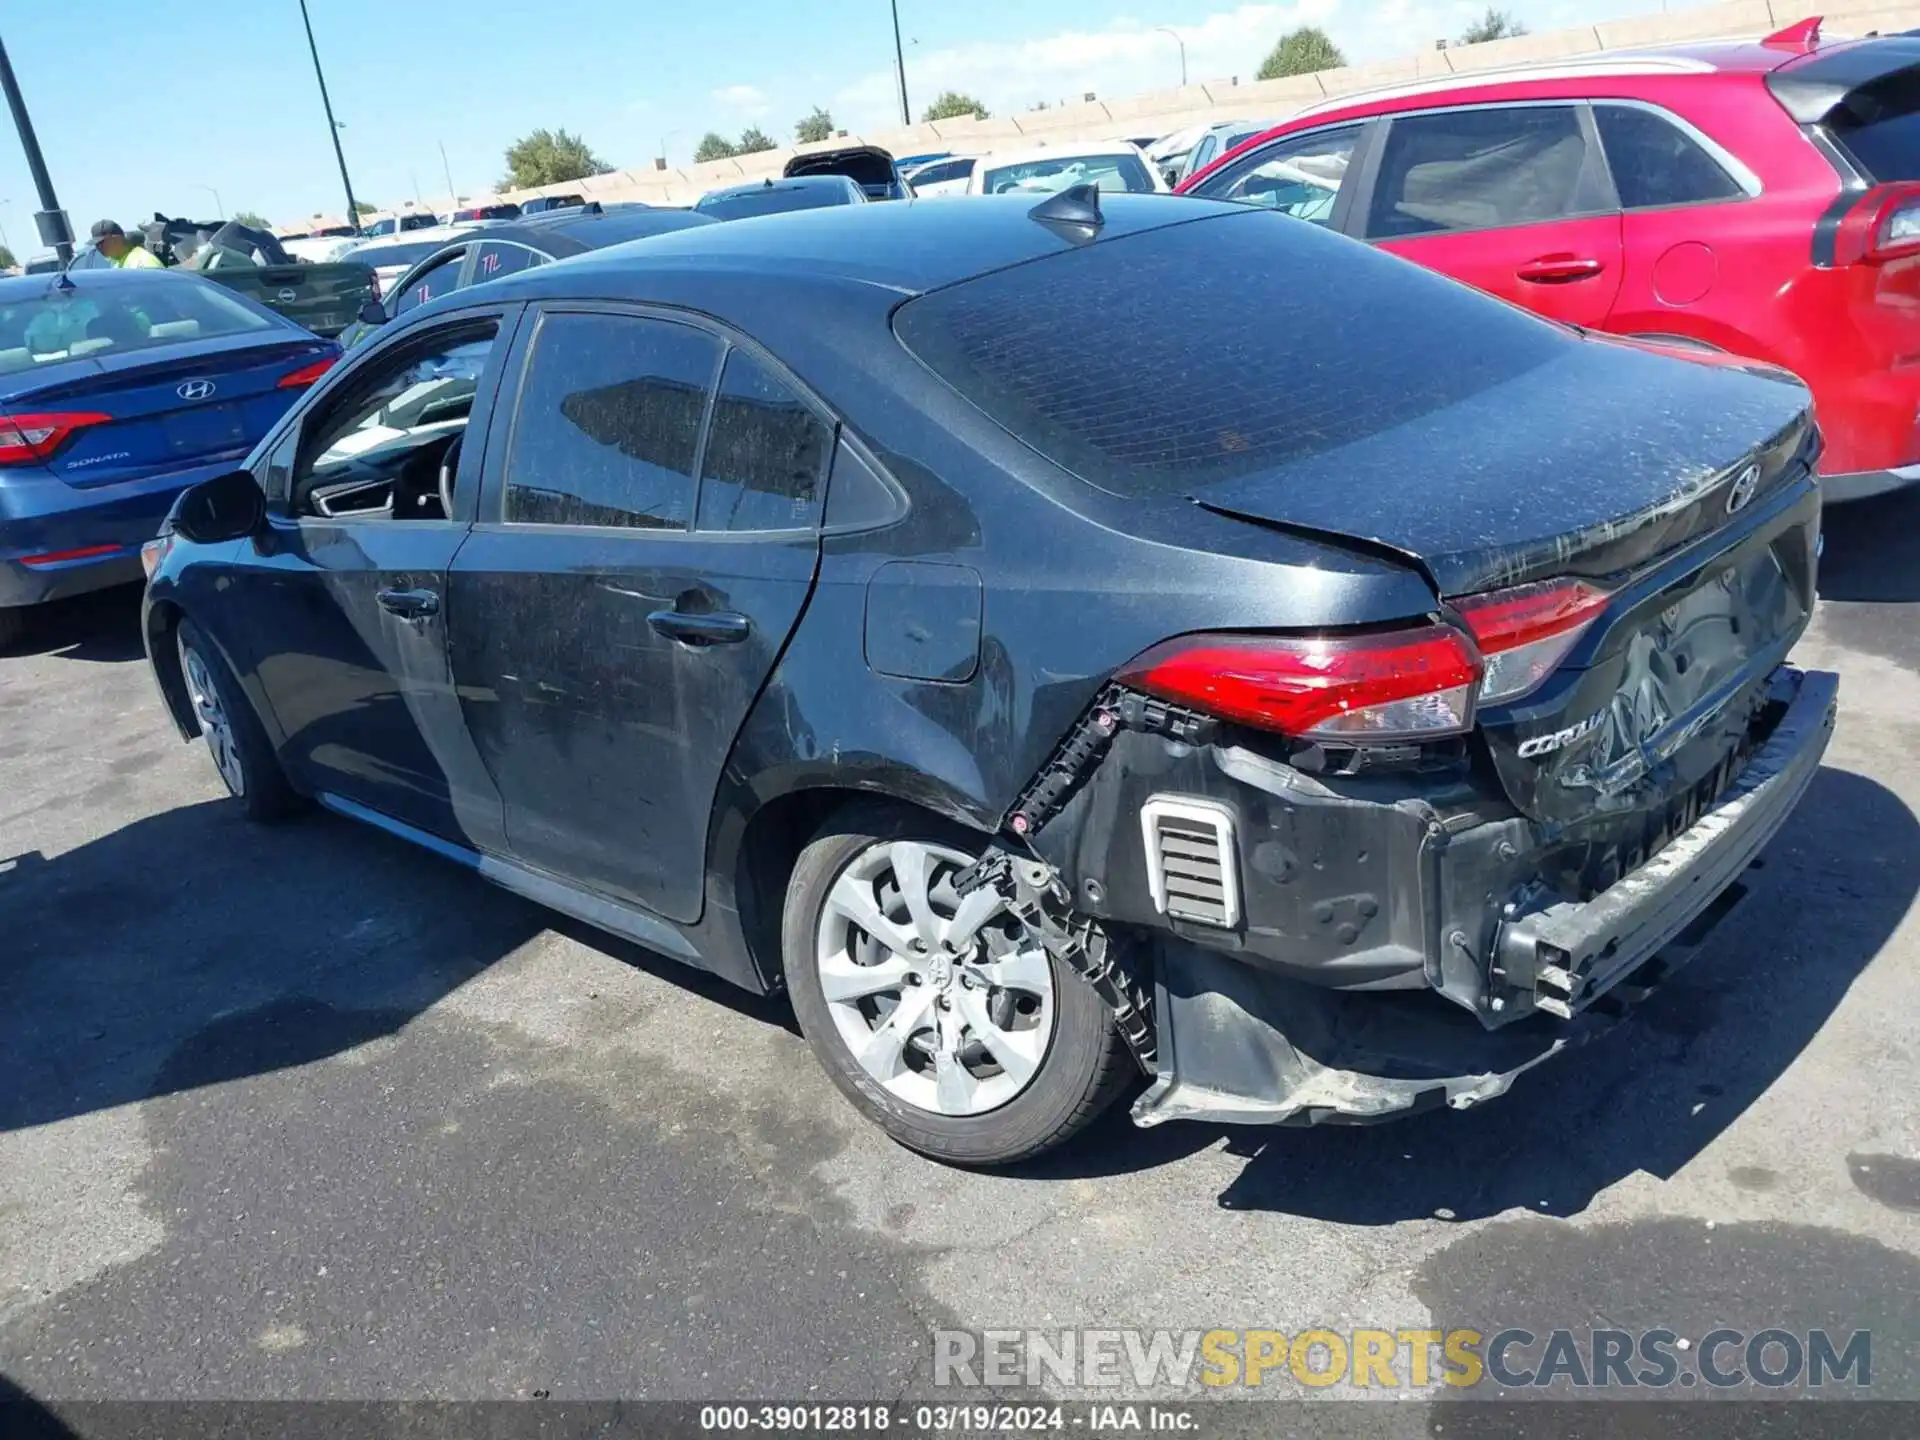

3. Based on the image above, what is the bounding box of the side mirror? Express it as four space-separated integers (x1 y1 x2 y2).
357 298 387 327
173 469 265 544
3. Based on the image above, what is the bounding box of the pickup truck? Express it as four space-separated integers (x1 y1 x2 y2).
143 217 375 338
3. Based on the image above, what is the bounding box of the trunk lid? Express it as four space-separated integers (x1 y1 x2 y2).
1191 338 1821 840
1189 337 1815 598
7 334 333 489
201 263 374 337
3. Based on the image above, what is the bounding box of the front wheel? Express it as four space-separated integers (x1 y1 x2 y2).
785 810 1134 1166
176 619 304 822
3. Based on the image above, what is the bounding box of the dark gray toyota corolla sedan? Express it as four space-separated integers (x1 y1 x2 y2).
139 192 1837 1165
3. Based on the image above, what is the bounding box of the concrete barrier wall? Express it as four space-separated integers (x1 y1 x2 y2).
397 0 1920 215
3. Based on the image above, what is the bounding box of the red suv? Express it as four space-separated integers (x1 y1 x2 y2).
1180 19 1920 501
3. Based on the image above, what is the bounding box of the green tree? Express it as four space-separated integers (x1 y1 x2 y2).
351 200 378 217
1460 7 1528 43
922 91 989 122
1256 26 1347 80
695 131 739 163
233 210 271 229
736 126 777 154
498 127 611 190
0 245 14 270
795 107 834 144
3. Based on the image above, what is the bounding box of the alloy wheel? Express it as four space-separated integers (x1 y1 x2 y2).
815 839 1056 1117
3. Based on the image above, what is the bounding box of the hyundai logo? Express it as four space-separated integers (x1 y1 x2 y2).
176 379 217 401
1725 462 1761 514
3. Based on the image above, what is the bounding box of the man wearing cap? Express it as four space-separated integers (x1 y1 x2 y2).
89 220 163 268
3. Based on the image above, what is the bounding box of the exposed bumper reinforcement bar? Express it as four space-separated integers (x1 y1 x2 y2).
1132 664 1838 1129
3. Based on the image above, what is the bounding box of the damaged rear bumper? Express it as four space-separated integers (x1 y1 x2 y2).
1130 665 1838 1128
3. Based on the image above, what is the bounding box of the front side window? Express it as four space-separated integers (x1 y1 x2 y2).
503 312 722 530
293 323 498 519
696 350 833 532
1595 106 1747 208
1365 106 1600 239
393 254 467 316
1193 125 1360 225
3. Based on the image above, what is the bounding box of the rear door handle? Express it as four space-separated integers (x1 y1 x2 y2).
1516 254 1605 284
648 609 751 645
377 586 440 620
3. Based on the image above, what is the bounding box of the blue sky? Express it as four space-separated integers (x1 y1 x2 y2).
2 0 1719 242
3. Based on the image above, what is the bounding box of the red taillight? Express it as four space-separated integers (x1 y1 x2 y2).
1118 578 1611 743
1455 578 1611 706
1119 626 1482 743
0 410 112 467
278 354 339 389
1834 183 1920 265
21 544 122 567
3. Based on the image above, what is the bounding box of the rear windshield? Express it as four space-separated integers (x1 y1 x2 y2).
979 153 1156 195
1833 103 1920 181
696 186 852 220
892 209 1566 499
0 276 278 372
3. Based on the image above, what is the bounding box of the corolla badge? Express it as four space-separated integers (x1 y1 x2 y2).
1517 711 1605 759
1725 462 1761 514
176 379 216 401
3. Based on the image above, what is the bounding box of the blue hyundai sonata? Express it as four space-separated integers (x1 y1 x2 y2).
0 267 338 646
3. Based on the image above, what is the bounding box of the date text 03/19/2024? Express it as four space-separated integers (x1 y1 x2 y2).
697 1405 1196 1432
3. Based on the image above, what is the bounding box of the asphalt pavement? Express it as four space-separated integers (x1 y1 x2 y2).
1 485 1917 1433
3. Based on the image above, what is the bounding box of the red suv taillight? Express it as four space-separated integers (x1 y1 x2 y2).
1833 182 1920 265
1119 578 1610 743
0 410 111 467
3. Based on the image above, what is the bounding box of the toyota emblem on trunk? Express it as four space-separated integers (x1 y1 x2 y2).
176 379 216 401
1726 462 1761 513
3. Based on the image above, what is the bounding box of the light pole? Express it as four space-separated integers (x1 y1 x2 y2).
1155 26 1188 86
659 129 682 168
192 184 225 219
0 34 72 264
890 0 911 125
298 0 362 234
438 140 457 210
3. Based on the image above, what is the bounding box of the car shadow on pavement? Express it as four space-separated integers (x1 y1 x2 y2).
0 585 146 664
1033 766 1920 1215
1818 484 1920 605
0 798 803 1136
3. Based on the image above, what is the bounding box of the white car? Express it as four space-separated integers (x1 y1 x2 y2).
339 225 481 297
904 155 977 197
281 236 361 264
965 143 1168 197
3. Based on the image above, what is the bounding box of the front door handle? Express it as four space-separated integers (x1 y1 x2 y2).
377 586 440 620
648 609 751 646
1516 254 1605 284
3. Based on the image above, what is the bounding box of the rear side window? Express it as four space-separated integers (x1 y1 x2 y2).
473 242 545 281
1595 106 1745 208
695 350 833 532
894 208 1565 500
1365 105 1602 238
503 312 722 529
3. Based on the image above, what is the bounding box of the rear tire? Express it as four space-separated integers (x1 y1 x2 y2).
176 618 304 822
785 805 1133 1166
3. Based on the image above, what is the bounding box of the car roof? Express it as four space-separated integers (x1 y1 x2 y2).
1276 32 1899 127
704 175 858 201
348 224 476 254
482 208 716 252
478 192 1240 299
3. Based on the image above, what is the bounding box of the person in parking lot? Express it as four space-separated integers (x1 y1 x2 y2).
89 220 162 269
